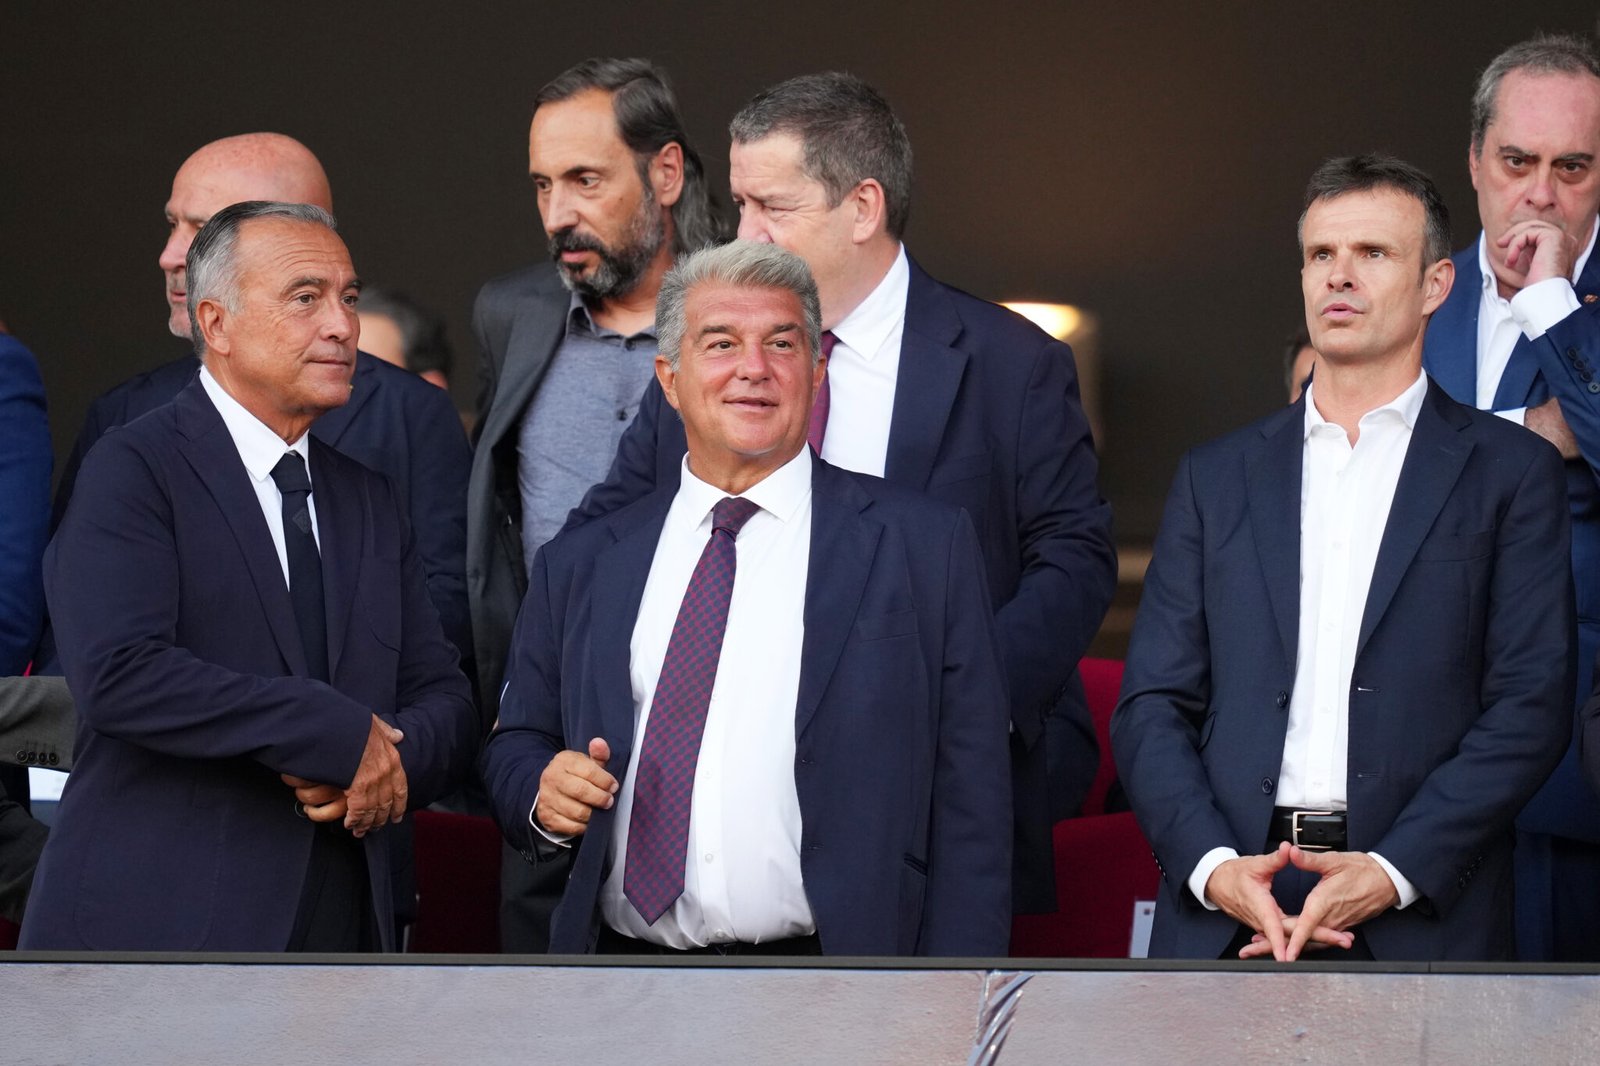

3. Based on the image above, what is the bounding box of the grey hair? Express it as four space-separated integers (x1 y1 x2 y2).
536 57 726 253
1471 33 1600 155
730 72 914 239
187 200 338 357
656 240 822 369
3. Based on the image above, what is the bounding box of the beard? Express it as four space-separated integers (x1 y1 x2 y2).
548 189 667 302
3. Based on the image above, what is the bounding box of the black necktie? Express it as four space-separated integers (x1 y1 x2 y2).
269 451 329 683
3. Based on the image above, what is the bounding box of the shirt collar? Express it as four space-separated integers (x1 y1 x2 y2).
1477 218 1599 300
830 243 909 360
674 446 813 530
199 365 312 486
566 291 657 341
1303 369 1427 440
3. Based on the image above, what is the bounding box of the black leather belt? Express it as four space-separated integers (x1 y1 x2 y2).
1267 807 1348 851
598 924 822 957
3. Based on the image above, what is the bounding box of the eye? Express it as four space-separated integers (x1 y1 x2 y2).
342 293 360 307
1559 160 1589 177
1504 154 1526 170
294 292 316 306
532 178 552 193
578 174 601 189
772 338 794 350
1366 249 1386 259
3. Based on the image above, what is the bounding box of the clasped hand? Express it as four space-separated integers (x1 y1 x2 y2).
535 738 618 837
1205 841 1399 961
280 714 408 838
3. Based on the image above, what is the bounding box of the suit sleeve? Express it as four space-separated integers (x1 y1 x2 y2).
0 779 48 925
1531 303 1600 487
1111 453 1241 902
47 433 373 788
479 543 568 859
564 376 672 531
995 340 1117 745
471 284 513 449
919 511 1014 956
0 676 75 769
0 338 52 675
1372 441 1574 913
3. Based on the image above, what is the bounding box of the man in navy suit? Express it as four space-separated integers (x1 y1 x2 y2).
52 133 472 666
482 241 1012 955
1420 33 1600 961
1114 155 1574 962
572 73 1115 915
21 202 475 951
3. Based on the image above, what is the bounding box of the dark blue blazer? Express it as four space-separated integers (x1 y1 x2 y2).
1423 245 1600 843
21 381 476 951
53 351 474 667
0 335 52 675
483 457 1014 956
568 258 1116 912
1112 382 1575 960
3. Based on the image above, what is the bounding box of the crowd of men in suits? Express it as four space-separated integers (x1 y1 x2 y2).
6 30 1600 962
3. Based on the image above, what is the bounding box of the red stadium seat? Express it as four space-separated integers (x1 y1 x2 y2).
407 810 502 954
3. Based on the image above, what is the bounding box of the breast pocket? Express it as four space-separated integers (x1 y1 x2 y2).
853 609 920 643
1415 529 1495 561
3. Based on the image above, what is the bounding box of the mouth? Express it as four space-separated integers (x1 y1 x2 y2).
724 396 778 409
1320 301 1361 320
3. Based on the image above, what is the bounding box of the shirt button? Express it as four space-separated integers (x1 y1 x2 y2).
704 853 715 863
1261 778 1275 794
1276 691 1289 709
616 408 628 421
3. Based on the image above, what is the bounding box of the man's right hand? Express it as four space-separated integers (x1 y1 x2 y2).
536 738 618 837
1204 841 1295 961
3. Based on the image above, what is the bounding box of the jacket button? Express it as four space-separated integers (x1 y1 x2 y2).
1261 778 1275 794
1570 348 1581 360
1275 691 1289 709
48 753 59 766
14 749 25 763
1590 382 1600 394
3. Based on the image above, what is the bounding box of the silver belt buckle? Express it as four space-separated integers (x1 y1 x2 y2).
1291 809 1336 851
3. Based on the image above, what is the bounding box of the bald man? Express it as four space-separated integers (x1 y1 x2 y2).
52 134 472 671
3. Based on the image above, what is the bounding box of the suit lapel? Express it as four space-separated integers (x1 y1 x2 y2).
482 295 569 452
885 262 967 489
173 381 307 676
1244 402 1306 669
1357 383 1473 657
796 462 879 739
1423 247 1481 406
311 352 378 447
589 494 673 750
310 441 360 680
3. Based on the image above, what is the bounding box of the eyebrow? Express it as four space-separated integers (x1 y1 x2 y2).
529 165 607 181
281 276 363 295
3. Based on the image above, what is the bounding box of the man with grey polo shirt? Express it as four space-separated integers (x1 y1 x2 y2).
466 57 722 952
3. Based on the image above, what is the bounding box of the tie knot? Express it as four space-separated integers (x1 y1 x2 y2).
711 496 760 536
270 451 312 495
820 330 839 359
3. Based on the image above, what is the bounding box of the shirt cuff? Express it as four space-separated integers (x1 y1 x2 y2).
529 791 574 848
1367 851 1419 910
1495 407 1528 426
1189 846 1240 910
1510 277 1581 339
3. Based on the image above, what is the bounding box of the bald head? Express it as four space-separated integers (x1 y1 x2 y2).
160 133 334 337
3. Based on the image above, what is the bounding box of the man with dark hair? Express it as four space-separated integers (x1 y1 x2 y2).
467 57 724 951
1283 327 1316 402
1114 155 1573 961
358 287 454 390
22 202 475 951
482 241 1012 956
1421 32 1600 961
573 71 1115 918
53 133 473 669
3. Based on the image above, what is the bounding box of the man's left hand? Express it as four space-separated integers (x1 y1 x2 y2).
281 773 347 824
1274 847 1398 961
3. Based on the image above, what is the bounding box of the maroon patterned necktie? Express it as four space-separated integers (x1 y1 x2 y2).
624 495 763 925
807 330 839 453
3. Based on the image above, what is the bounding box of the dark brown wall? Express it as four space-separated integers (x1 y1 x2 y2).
5 3 1596 538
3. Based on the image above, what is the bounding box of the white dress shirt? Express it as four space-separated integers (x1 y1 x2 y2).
816 244 909 477
1474 220 1597 418
198 366 318 584
1189 372 1427 911
596 448 815 947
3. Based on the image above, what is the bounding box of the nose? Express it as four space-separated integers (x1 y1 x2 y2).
159 226 191 274
541 185 578 234
733 340 772 380
736 210 773 243
1325 250 1356 290
1526 165 1558 212
323 298 357 342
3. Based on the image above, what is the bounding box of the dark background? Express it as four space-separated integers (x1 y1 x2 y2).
5 3 1598 540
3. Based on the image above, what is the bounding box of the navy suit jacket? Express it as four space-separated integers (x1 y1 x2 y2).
0 335 52 675
568 257 1116 912
21 381 476 951
1112 382 1574 961
52 351 474 668
1423 243 1600 843
482 457 1014 956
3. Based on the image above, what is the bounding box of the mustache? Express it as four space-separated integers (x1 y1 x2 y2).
548 228 609 258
